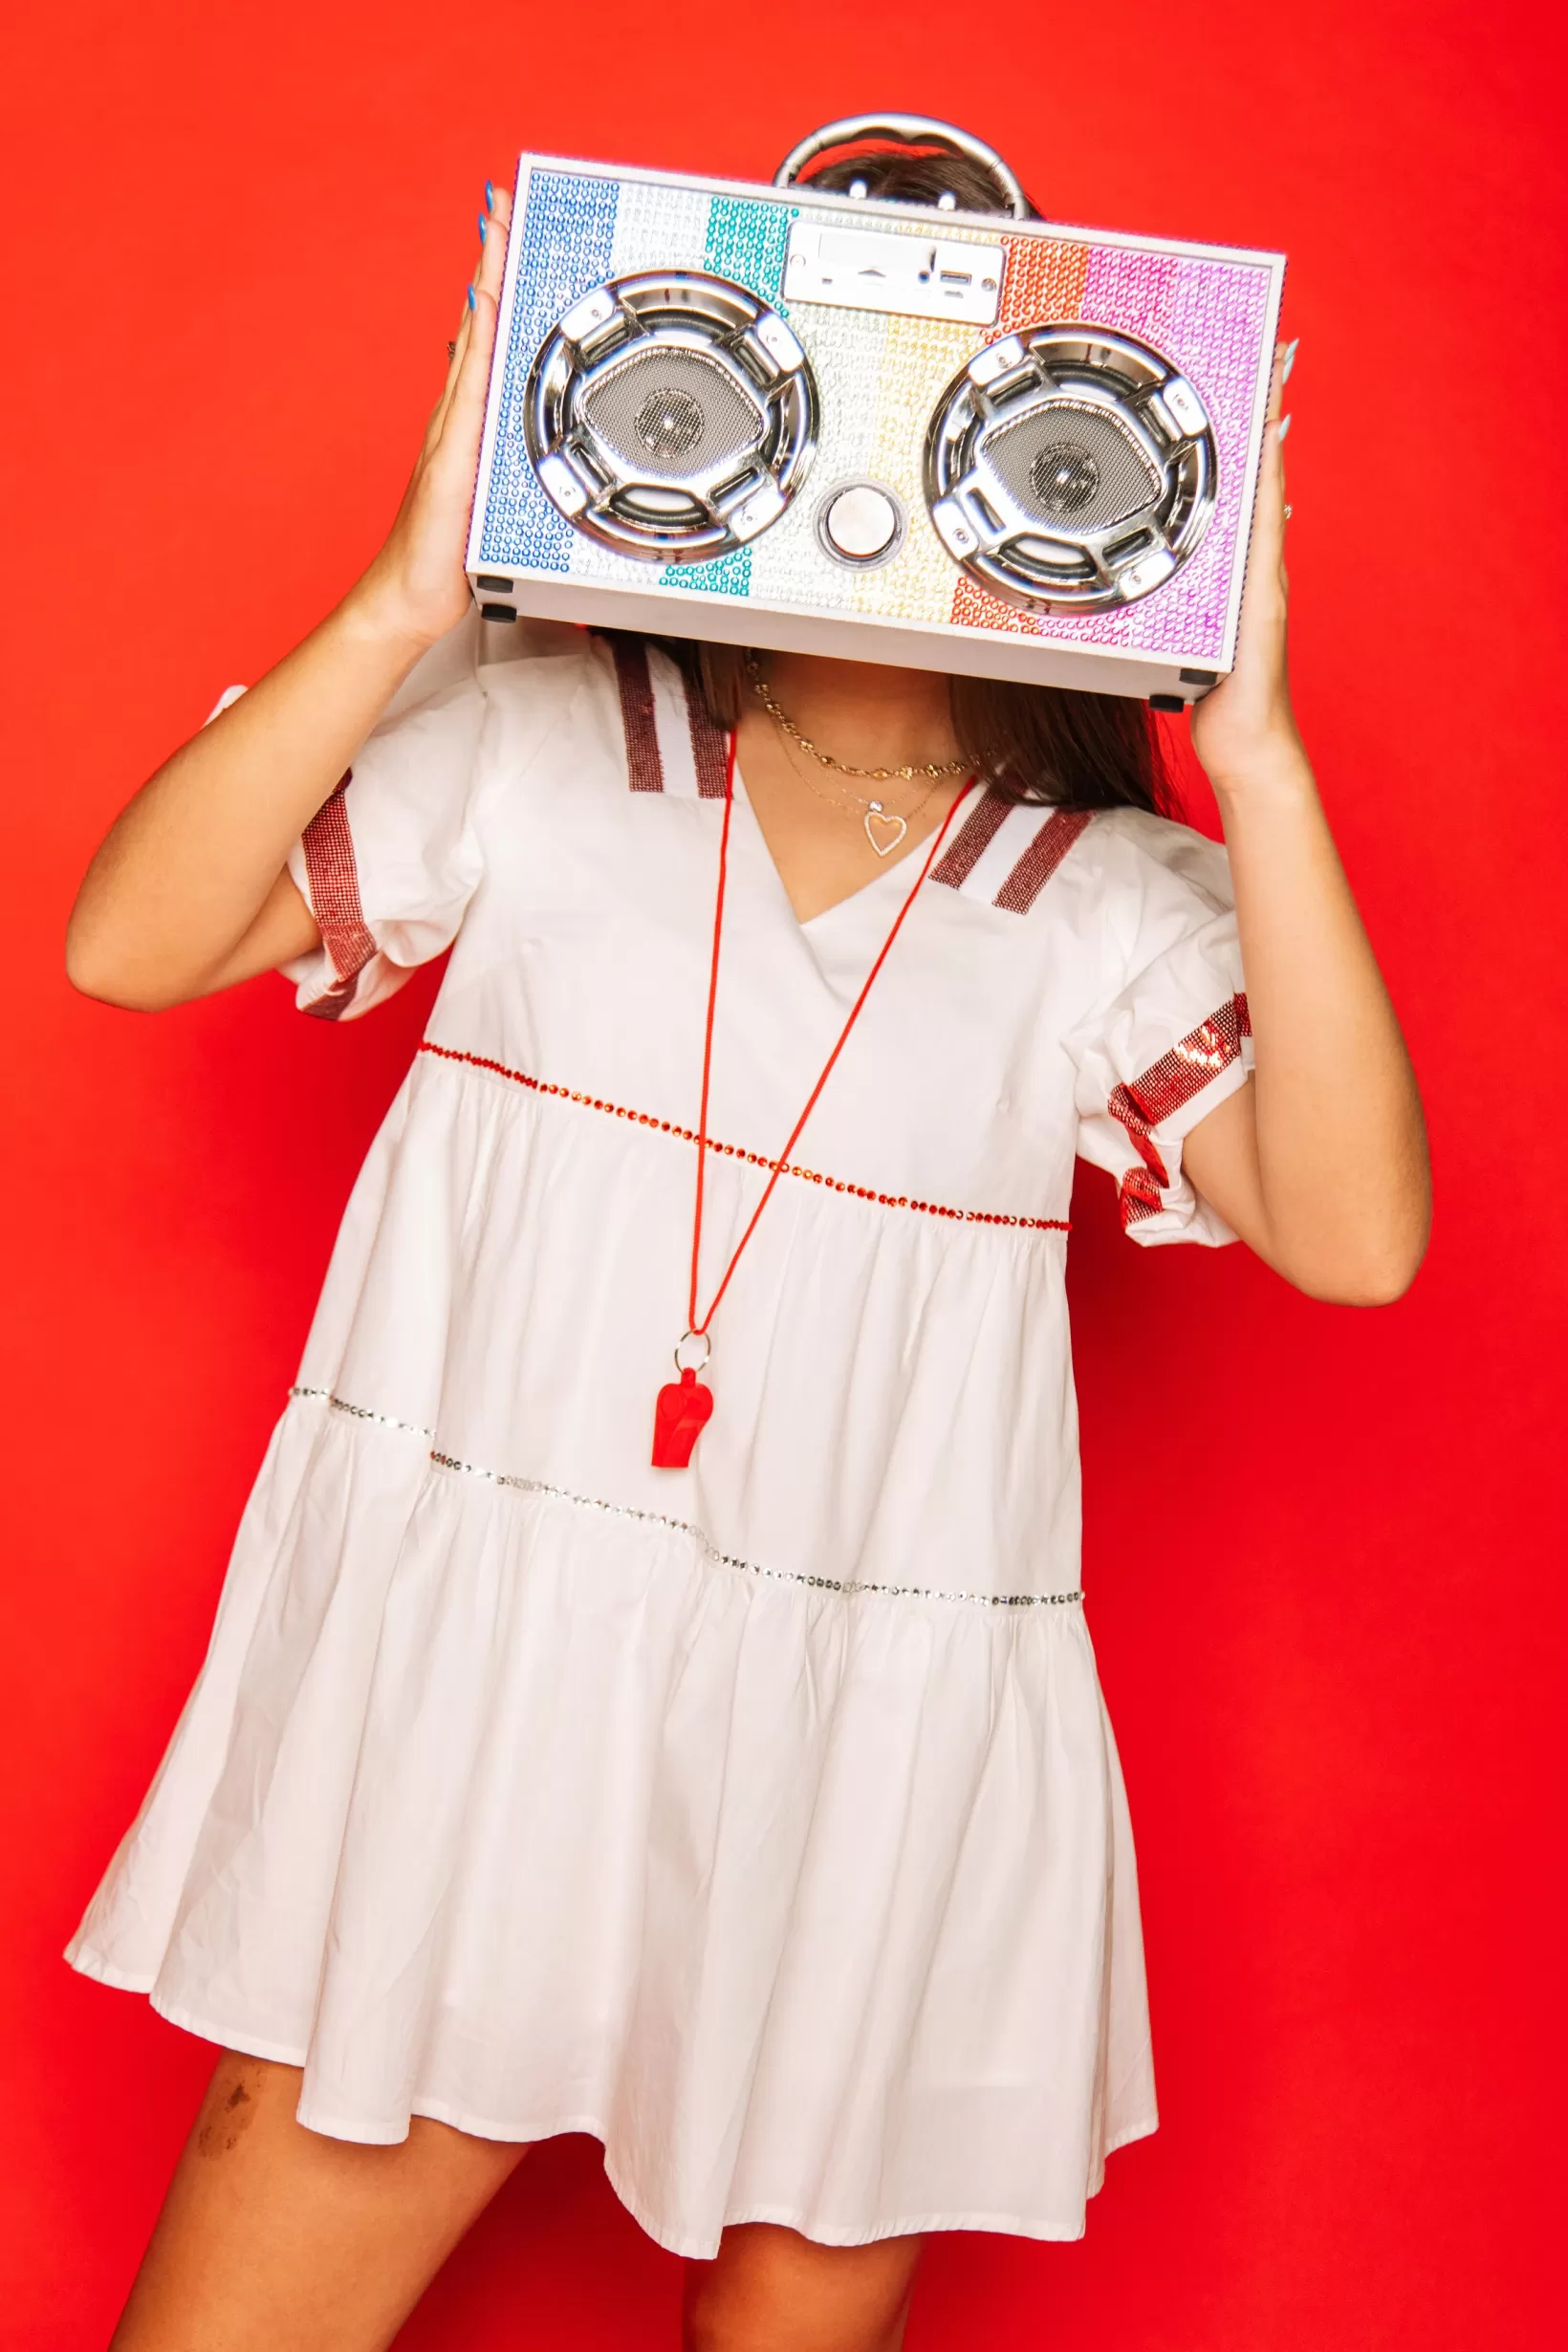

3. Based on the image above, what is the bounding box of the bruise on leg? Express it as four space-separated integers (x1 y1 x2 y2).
194 2057 277 2160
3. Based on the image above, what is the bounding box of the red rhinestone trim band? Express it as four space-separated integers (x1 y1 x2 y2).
929 790 1093 913
929 788 1010 887
605 634 730 798
418 1042 1070 1233
686 670 730 799
299 770 376 1020
609 637 664 795
994 808 1092 912
1109 992 1252 1226
1117 1165 1166 1228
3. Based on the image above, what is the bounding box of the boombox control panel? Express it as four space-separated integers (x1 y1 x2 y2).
467 153 1284 704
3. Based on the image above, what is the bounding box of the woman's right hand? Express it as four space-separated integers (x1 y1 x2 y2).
351 183 512 654
68 182 514 1013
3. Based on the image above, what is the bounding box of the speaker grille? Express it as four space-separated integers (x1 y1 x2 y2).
984 406 1160 533
526 269 818 561
924 324 1218 611
582 348 765 479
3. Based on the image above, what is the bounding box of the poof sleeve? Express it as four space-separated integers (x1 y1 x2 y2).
282 667 490 1021
1065 815 1253 1247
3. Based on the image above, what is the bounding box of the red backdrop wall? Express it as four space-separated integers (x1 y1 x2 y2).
3 2 1563 2343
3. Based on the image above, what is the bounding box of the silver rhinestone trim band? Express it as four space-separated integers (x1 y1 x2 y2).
431 1453 1082 1609
291 1385 434 1440
288 1387 1082 1612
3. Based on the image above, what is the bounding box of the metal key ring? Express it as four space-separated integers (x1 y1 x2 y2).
674 1330 712 1375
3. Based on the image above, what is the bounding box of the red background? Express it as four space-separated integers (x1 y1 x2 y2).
2 2 1563 2343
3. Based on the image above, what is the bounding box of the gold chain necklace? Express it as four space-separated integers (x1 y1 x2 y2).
778 726 945 855
744 652 969 859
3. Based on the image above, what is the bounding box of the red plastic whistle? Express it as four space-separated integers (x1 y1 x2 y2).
651 1367 714 1469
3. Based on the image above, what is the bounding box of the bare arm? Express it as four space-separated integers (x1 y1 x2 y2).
66 186 512 1011
1180 350 1430 1304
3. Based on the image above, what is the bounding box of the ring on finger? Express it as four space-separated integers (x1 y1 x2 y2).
446 340 458 360
1283 503 1293 519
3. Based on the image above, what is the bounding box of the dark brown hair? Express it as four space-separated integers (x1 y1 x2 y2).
654 137 1171 817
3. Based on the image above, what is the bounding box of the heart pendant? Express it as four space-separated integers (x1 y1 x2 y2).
864 803 907 858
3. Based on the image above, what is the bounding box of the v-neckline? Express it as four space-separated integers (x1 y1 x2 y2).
731 758 972 936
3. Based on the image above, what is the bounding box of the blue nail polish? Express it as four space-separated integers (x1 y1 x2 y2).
467 283 476 312
477 214 487 243
1282 336 1299 381
485 180 494 213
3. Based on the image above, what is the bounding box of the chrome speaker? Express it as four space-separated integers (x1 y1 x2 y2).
524 271 819 562
925 326 1218 613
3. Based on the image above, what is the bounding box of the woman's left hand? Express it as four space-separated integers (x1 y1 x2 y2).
1179 334 1431 1305
1190 344 1299 791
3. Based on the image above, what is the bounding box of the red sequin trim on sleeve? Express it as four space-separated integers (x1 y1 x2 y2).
1117 1166 1166 1227
1107 992 1252 1218
299 772 377 1020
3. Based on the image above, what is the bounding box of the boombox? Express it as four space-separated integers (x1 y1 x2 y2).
466 119 1285 707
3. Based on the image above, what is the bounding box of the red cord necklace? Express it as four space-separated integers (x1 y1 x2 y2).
651 734 977 1469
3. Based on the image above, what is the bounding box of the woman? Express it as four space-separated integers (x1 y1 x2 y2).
64 135 1428 2352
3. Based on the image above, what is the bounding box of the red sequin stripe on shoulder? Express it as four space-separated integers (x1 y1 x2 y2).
1108 993 1252 1199
609 637 664 793
299 773 377 1020
418 1042 1070 1233
685 666 730 799
930 788 1010 888
994 809 1092 912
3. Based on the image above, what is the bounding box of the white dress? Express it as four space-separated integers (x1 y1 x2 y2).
67 616 1253 2257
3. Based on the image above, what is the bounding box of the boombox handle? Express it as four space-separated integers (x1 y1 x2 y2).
773 114 1030 221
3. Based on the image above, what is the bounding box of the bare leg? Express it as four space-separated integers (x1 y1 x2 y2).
684 2223 925 2352
111 2050 529 2352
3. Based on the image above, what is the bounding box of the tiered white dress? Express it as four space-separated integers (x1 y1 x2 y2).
68 616 1253 2256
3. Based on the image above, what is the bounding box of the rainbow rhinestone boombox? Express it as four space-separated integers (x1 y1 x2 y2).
467 128 1284 706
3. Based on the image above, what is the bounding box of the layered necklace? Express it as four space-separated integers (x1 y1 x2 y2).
744 651 969 859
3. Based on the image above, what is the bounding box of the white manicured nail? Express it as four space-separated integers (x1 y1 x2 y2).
1282 337 1299 381
1277 413 1292 441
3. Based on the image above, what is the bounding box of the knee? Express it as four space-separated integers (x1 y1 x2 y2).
683 2224 922 2352
686 2304 909 2352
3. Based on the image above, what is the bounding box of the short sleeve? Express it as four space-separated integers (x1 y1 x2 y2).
1065 813 1253 1247
281 635 490 1021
